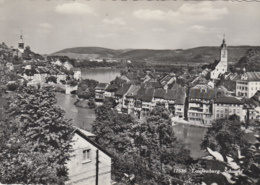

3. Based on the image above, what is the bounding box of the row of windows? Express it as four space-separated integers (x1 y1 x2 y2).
238 92 248 96
189 113 202 117
237 81 248 85
216 114 226 118
237 86 248 90
216 109 240 114
216 104 240 107
216 68 225 72
189 118 202 121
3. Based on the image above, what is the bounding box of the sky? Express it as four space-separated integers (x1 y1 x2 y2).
0 0 260 54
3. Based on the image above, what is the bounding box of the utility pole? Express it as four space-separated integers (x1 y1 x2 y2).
96 150 99 185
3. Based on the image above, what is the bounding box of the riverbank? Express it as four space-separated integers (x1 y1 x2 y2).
171 116 211 128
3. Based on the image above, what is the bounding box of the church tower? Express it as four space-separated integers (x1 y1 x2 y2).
210 36 228 80
220 37 228 63
18 30 24 53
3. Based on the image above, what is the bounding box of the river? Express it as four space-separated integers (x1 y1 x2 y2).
55 68 208 159
81 68 121 83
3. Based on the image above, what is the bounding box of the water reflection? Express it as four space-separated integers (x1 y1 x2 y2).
81 68 121 83
173 124 208 159
55 92 95 131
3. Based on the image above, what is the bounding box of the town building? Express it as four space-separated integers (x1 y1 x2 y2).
123 85 141 114
188 87 217 126
95 83 109 103
73 68 82 80
213 96 243 120
236 71 260 98
63 61 73 70
242 90 260 120
210 38 228 80
66 128 112 185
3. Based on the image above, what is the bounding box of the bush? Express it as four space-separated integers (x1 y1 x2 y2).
88 98 96 109
7 83 18 91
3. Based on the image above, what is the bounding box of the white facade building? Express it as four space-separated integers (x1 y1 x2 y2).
66 128 112 185
236 72 260 98
213 96 243 120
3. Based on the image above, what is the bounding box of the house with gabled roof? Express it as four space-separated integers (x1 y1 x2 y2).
141 87 155 113
66 128 112 185
123 85 141 114
104 84 118 98
120 73 136 82
95 83 109 103
115 83 132 112
143 72 158 83
153 89 166 107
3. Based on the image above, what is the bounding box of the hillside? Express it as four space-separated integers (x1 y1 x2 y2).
51 46 260 65
52 47 123 59
235 49 260 71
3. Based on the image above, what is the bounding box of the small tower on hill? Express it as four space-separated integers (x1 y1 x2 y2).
18 30 24 53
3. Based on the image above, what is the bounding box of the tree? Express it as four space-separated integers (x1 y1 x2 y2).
134 107 193 184
7 82 19 91
200 116 260 184
92 104 194 184
201 117 249 157
0 86 73 184
46 76 57 84
77 79 98 99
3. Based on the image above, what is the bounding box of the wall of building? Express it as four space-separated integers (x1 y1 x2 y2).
66 133 111 185
236 81 260 98
213 103 243 120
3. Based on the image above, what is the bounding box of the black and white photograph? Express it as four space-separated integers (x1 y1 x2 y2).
0 0 260 184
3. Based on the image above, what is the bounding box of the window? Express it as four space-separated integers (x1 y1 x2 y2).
83 149 91 162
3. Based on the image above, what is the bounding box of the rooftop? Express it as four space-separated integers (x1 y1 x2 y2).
95 83 108 90
189 88 217 100
214 96 242 104
240 72 260 81
115 83 132 96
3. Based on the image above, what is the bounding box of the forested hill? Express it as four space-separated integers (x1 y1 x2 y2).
235 49 260 71
52 46 260 65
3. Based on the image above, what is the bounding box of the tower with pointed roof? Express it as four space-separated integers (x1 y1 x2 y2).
220 36 228 64
18 30 24 53
210 36 228 80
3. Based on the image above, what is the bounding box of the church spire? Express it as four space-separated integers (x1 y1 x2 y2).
221 34 227 49
18 30 24 53
20 30 23 40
